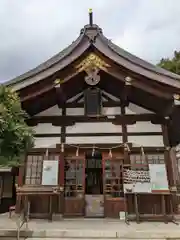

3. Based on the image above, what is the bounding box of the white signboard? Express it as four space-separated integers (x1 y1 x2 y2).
42 160 59 186
149 164 169 192
124 182 151 193
123 169 151 193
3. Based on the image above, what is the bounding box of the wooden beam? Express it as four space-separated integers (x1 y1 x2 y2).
162 100 175 118
55 84 66 107
106 67 172 100
20 71 79 103
21 84 54 102
71 93 84 103
66 101 121 108
101 92 119 102
34 132 162 138
26 113 166 126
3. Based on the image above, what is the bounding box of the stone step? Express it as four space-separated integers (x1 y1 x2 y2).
1 229 180 239
24 238 165 240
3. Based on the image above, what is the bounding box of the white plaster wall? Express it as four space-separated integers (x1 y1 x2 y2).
66 122 122 134
66 108 84 115
103 107 121 115
35 105 62 116
127 122 162 133
34 137 60 148
66 107 120 116
66 136 122 144
128 135 164 147
32 123 61 134
126 103 154 114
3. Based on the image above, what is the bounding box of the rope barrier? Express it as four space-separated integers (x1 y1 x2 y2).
43 142 150 158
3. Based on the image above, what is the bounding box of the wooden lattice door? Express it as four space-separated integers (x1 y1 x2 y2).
64 155 85 216
103 153 126 218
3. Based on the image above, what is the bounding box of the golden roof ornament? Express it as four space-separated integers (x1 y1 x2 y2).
88 8 92 13
75 53 110 85
88 8 93 26
75 53 110 74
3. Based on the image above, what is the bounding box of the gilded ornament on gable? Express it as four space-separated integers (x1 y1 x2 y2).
75 53 110 74
75 53 110 85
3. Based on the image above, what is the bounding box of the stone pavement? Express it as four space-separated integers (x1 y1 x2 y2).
1 213 180 239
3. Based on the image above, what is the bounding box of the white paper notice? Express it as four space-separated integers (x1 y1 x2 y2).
149 164 169 191
41 160 59 186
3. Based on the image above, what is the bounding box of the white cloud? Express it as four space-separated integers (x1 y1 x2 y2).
0 0 180 81
114 0 180 62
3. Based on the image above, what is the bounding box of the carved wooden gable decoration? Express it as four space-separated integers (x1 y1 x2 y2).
75 53 110 86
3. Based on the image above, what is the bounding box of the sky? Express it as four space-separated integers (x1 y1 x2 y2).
0 0 180 82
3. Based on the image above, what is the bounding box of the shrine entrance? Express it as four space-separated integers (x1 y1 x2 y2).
85 150 104 217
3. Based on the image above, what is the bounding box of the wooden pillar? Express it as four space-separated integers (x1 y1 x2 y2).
121 103 130 164
61 106 66 143
16 155 26 213
58 152 65 216
161 121 174 187
58 105 66 216
18 165 24 187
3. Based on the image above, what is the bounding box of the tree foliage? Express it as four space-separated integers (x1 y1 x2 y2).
157 51 180 75
0 85 34 166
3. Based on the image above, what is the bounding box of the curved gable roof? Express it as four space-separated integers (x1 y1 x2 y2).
5 33 85 87
101 34 180 80
5 23 180 90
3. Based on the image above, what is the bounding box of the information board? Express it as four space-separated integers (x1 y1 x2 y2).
41 160 59 186
124 182 152 193
149 164 169 192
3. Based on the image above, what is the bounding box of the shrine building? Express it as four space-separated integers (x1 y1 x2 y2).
4 10 180 221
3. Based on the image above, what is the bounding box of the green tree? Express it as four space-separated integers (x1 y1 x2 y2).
157 51 180 75
0 85 34 166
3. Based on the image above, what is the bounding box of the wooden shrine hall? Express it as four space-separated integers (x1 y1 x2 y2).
5 10 180 222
